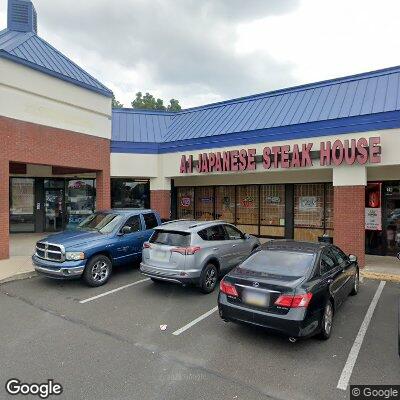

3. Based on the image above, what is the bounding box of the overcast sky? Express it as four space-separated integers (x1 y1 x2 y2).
1 0 400 108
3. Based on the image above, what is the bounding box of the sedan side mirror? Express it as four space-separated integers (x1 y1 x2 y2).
349 254 357 263
243 233 250 240
120 226 132 235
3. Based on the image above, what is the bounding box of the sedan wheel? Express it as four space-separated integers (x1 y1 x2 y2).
350 270 359 296
199 264 218 294
83 255 112 287
319 301 333 340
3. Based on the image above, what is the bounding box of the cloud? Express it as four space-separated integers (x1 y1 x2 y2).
33 0 299 107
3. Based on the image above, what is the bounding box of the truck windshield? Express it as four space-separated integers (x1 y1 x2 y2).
77 213 122 234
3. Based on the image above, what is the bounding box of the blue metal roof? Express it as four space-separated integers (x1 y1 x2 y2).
0 28 112 97
112 108 175 142
112 66 400 153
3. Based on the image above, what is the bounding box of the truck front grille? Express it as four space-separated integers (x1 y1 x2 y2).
36 242 64 262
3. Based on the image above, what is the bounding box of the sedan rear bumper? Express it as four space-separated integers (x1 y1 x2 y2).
140 262 200 284
218 293 321 338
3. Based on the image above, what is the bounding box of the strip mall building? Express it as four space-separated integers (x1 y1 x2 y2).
2 0 400 266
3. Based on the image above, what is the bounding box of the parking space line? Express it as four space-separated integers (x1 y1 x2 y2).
79 278 150 304
337 280 386 391
172 306 218 336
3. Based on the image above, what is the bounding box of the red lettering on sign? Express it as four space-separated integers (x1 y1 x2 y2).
301 143 313 167
209 153 216 171
263 147 271 169
356 138 368 165
271 146 280 169
196 154 202 173
292 144 301 168
344 139 356 165
231 150 239 171
179 155 187 173
247 148 256 170
223 151 230 171
332 140 344 166
281 145 290 168
320 141 331 166
369 137 381 163
238 149 247 171
215 152 222 171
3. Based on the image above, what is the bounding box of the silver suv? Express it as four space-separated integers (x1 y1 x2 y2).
140 220 260 293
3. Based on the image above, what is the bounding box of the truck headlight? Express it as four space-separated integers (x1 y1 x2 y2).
65 252 85 261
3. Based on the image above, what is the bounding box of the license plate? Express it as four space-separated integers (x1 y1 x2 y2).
242 290 269 307
151 250 169 262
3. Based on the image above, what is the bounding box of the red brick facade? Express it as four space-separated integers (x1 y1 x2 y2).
0 115 111 260
150 190 171 220
333 185 365 267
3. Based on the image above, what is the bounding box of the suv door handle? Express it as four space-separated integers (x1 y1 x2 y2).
213 247 219 251
232 244 237 247
327 279 333 284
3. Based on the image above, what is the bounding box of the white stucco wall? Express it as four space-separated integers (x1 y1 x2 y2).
0 58 111 139
110 153 159 178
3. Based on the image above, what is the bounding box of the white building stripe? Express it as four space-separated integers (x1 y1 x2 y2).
79 278 150 304
337 280 386 391
172 306 218 336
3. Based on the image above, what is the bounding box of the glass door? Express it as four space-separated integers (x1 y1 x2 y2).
45 188 64 232
383 183 400 256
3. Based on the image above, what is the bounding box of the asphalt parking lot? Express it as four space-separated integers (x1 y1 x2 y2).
0 264 399 400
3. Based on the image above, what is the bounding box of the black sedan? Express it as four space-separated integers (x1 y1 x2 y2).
218 240 359 340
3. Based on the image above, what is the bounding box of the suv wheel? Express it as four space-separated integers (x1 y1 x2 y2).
83 255 112 287
199 263 218 294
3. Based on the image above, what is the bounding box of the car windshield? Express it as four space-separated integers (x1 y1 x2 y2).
77 213 123 234
240 250 315 277
150 230 190 246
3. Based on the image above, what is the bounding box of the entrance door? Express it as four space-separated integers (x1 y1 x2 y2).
384 183 400 256
45 188 64 232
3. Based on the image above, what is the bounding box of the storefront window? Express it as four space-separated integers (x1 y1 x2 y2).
10 178 35 233
111 179 150 209
236 185 259 235
177 187 194 219
195 187 214 220
66 180 96 228
215 186 235 223
294 183 326 242
325 184 334 232
260 185 285 237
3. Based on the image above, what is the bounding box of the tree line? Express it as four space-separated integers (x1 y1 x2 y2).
112 92 181 112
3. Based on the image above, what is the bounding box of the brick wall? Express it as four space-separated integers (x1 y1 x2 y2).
333 185 365 267
150 190 171 220
0 115 111 260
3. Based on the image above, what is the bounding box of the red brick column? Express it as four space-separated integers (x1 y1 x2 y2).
0 159 9 259
96 169 111 210
333 186 365 267
150 190 171 220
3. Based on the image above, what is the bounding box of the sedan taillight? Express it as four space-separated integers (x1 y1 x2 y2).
171 246 201 255
220 280 238 297
274 293 313 308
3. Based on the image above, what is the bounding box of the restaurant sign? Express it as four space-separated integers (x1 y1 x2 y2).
179 137 381 174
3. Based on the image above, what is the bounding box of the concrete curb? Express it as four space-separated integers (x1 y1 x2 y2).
361 271 400 283
0 271 37 285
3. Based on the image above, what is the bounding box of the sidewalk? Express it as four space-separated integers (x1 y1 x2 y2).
0 233 44 284
363 254 400 282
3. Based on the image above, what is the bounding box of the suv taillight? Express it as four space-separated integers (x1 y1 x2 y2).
171 246 201 255
274 293 313 308
143 242 151 249
220 280 238 297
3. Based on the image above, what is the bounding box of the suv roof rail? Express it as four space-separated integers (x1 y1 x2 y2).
161 219 193 226
188 220 225 229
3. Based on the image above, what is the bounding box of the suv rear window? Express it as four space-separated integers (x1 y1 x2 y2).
143 213 158 229
240 250 315 277
149 230 190 246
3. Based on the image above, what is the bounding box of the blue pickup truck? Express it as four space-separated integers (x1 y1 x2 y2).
32 209 162 287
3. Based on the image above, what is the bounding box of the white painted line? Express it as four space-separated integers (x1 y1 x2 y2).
337 280 386 391
172 306 218 336
79 278 150 304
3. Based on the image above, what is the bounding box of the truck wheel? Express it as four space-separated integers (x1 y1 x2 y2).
83 255 112 287
199 263 218 294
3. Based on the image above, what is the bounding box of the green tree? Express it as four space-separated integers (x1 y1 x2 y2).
131 92 182 112
112 94 123 108
167 98 182 112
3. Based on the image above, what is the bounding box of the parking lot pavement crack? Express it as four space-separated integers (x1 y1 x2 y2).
0 289 289 400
